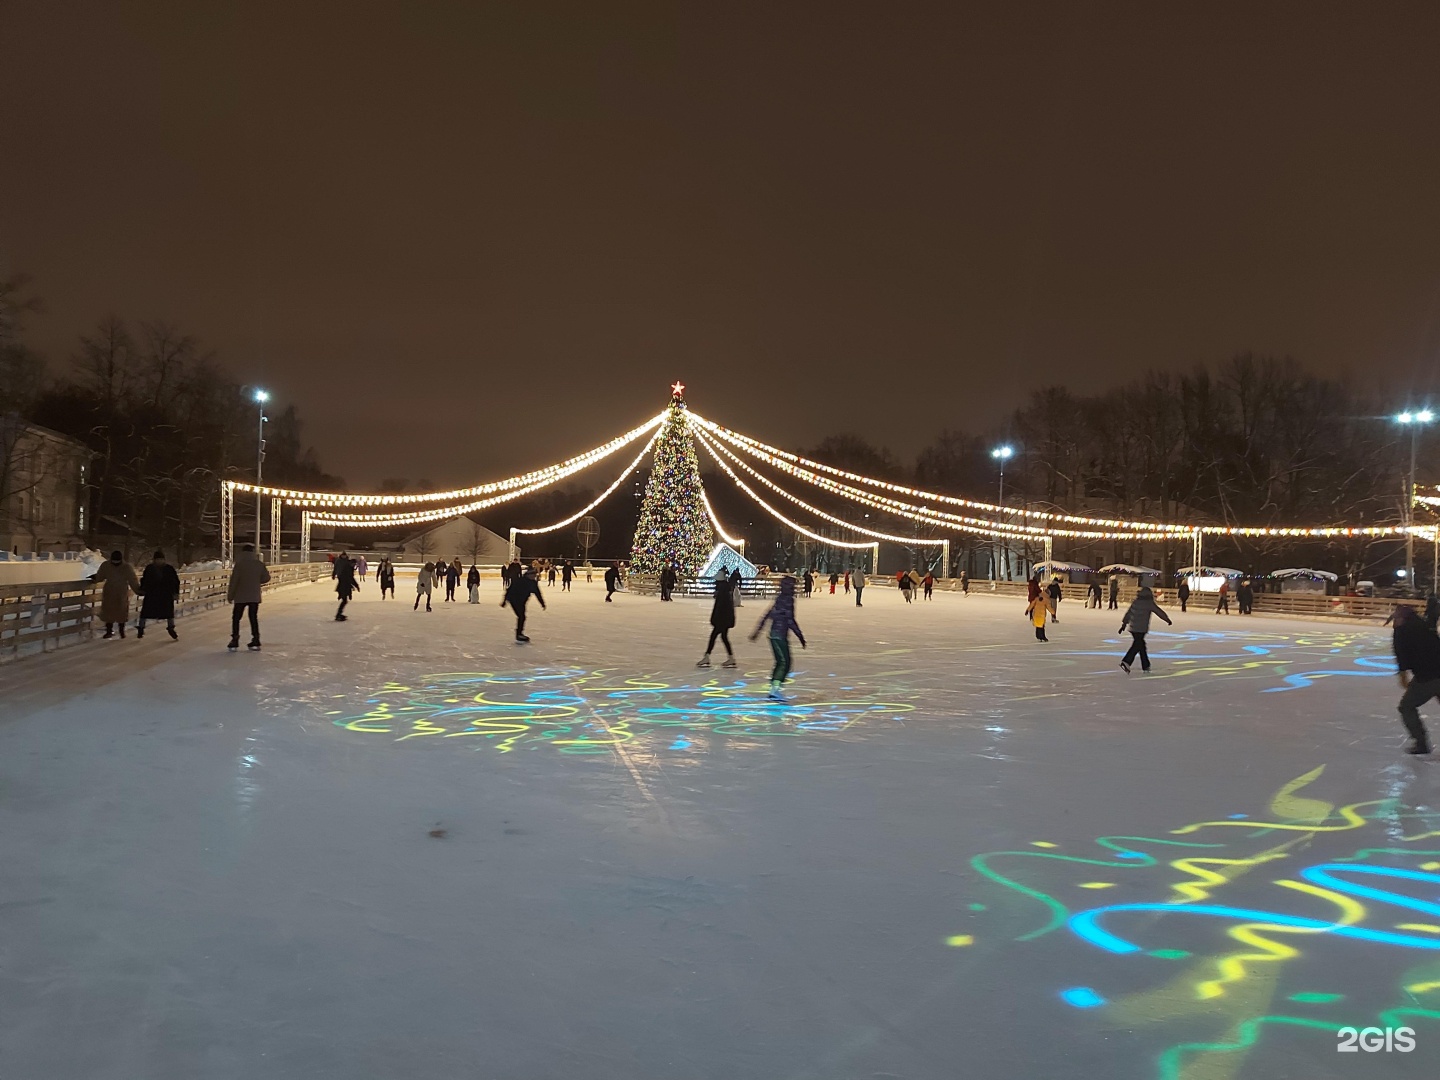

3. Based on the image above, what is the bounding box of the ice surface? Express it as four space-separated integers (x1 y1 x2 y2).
2 581 1437 1079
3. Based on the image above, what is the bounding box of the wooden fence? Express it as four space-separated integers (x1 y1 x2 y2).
0 562 328 663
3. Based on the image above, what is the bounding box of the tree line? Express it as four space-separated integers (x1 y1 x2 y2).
1 274 338 562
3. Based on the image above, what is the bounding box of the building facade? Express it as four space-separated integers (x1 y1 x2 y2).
0 417 93 555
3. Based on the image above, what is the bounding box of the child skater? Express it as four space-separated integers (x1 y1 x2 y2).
697 569 738 668
750 575 806 701
1025 590 1054 642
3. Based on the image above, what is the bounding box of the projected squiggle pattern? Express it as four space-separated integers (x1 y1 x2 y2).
330 667 916 753
964 765 1440 1079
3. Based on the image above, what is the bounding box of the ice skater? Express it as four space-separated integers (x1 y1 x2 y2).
960 570 970 596
333 550 359 620
1215 579 1231 614
900 573 913 603
561 560 574 591
1108 576 1120 610
1046 576 1062 622
802 569 813 597
378 558 395 599
414 562 435 611
136 549 180 640
1237 578 1254 615
547 563 558 588
1391 605 1437 754
467 563 481 603
501 565 546 642
444 558 460 602
226 543 270 650
750 575 806 701
1025 591 1053 641
93 549 140 639
697 570 738 668
730 567 743 608
922 571 934 600
659 563 677 601
852 566 865 606
843 570 851 595
1119 585 1172 673
604 562 619 602
1177 576 1190 613
357 554 368 582
1087 580 1102 609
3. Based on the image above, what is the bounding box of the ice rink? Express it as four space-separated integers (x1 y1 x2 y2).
2 578 1438 1079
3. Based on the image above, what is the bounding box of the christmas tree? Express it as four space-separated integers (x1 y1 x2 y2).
630 383 714 575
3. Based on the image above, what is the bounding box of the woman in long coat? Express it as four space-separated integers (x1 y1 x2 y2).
93 550 140 638
696 570 738 668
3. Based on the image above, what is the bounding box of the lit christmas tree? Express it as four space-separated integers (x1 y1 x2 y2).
630 383 714 575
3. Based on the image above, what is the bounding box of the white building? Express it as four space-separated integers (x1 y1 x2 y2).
396 516 513 565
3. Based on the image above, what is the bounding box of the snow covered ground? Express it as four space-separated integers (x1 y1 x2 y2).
1 580 1436 1079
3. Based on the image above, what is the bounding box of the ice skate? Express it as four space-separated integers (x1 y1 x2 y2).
1405 738 1432 755
167 627 178 640
722 657 738 668
227 637 239 650
136 626 145 639
335 613 348 621
247 640 261 650
1120 661 1131 673
696 655 711 668
767 685 788 703
515 632 530 643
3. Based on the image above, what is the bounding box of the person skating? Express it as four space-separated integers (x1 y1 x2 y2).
93 549 140 639
750 575 806 701
843 570 851 595
467 564 481 603
226 543 270 649
1237 578 1254 615
604 562 619 602
922 571 934 600
802 569 814 597
356 554 368 582
1025 592 1053 641
1046 576 1062 622
136 549 181 639
852 566 866 606
333 550 359 620
501 566 546 641
1087 580 1102 609
1119 585 1172 673
1108 576 1120 610
378 558 396 599
443 558 459 602
659 563 678 601
1215 579 1231 614
1392 605 1438 754
414 562 435 611
697 570 738 668
561 560 574 592
730 567 743 608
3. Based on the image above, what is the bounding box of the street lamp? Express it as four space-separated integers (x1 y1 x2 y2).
991 445 1014 580
1396 409 1433 589
255 389 269 553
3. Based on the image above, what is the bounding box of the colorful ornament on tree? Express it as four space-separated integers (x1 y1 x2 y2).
630 386 713 575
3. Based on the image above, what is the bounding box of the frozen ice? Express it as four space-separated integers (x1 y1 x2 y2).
2 580 1436 1078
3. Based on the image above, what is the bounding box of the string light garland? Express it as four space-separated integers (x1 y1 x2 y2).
700 485 743 548
691 413 1416 541
230 413 666 508
513 429 660 537
696 431 877 550
700 420 1175 541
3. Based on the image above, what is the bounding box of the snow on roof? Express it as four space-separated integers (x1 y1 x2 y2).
1032 560 1094 572
1098 563 1161 575
1175 565 1244 577
1270 567 1339 581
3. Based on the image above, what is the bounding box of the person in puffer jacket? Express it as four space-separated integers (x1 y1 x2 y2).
1119 585 1172 673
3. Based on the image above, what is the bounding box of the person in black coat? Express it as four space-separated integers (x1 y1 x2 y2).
377 558 396 599
561 560 574 591
1046 577 1063 622
659 563 677 601
730 567 744 608
1237 578 1255 615
1393 605 1439 754
1177 577 1190 613
467 564 481 603
333 551 359 621
697 571 737 668
604 563 619 602
501 567 546 641
137 549 181 640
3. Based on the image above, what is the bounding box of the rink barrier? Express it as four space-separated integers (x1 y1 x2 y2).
626 573 785 599
0 562 328 663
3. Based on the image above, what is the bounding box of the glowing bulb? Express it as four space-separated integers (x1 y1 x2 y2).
255 389 269 403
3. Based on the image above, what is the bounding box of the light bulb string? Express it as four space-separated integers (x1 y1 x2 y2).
513 428 660 536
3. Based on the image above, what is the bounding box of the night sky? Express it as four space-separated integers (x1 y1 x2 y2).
3 3 1439 488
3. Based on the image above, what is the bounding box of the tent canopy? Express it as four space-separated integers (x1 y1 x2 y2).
1271 567 1339 581
1032 560 1094 573
1175 565 1243 577
1098 563 1161 575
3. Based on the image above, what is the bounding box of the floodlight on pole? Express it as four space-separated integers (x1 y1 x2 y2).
255 389 269 552
1396 408 1434 588
991 446 1014 580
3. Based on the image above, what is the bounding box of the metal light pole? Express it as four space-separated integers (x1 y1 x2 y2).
255 389 269 553
991 445 1013 580
1396 409 1433 589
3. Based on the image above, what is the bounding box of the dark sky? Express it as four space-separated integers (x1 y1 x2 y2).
4 2 1440 488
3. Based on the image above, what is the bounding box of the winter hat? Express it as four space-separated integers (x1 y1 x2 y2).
110 550 123 562
153 550 165 560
